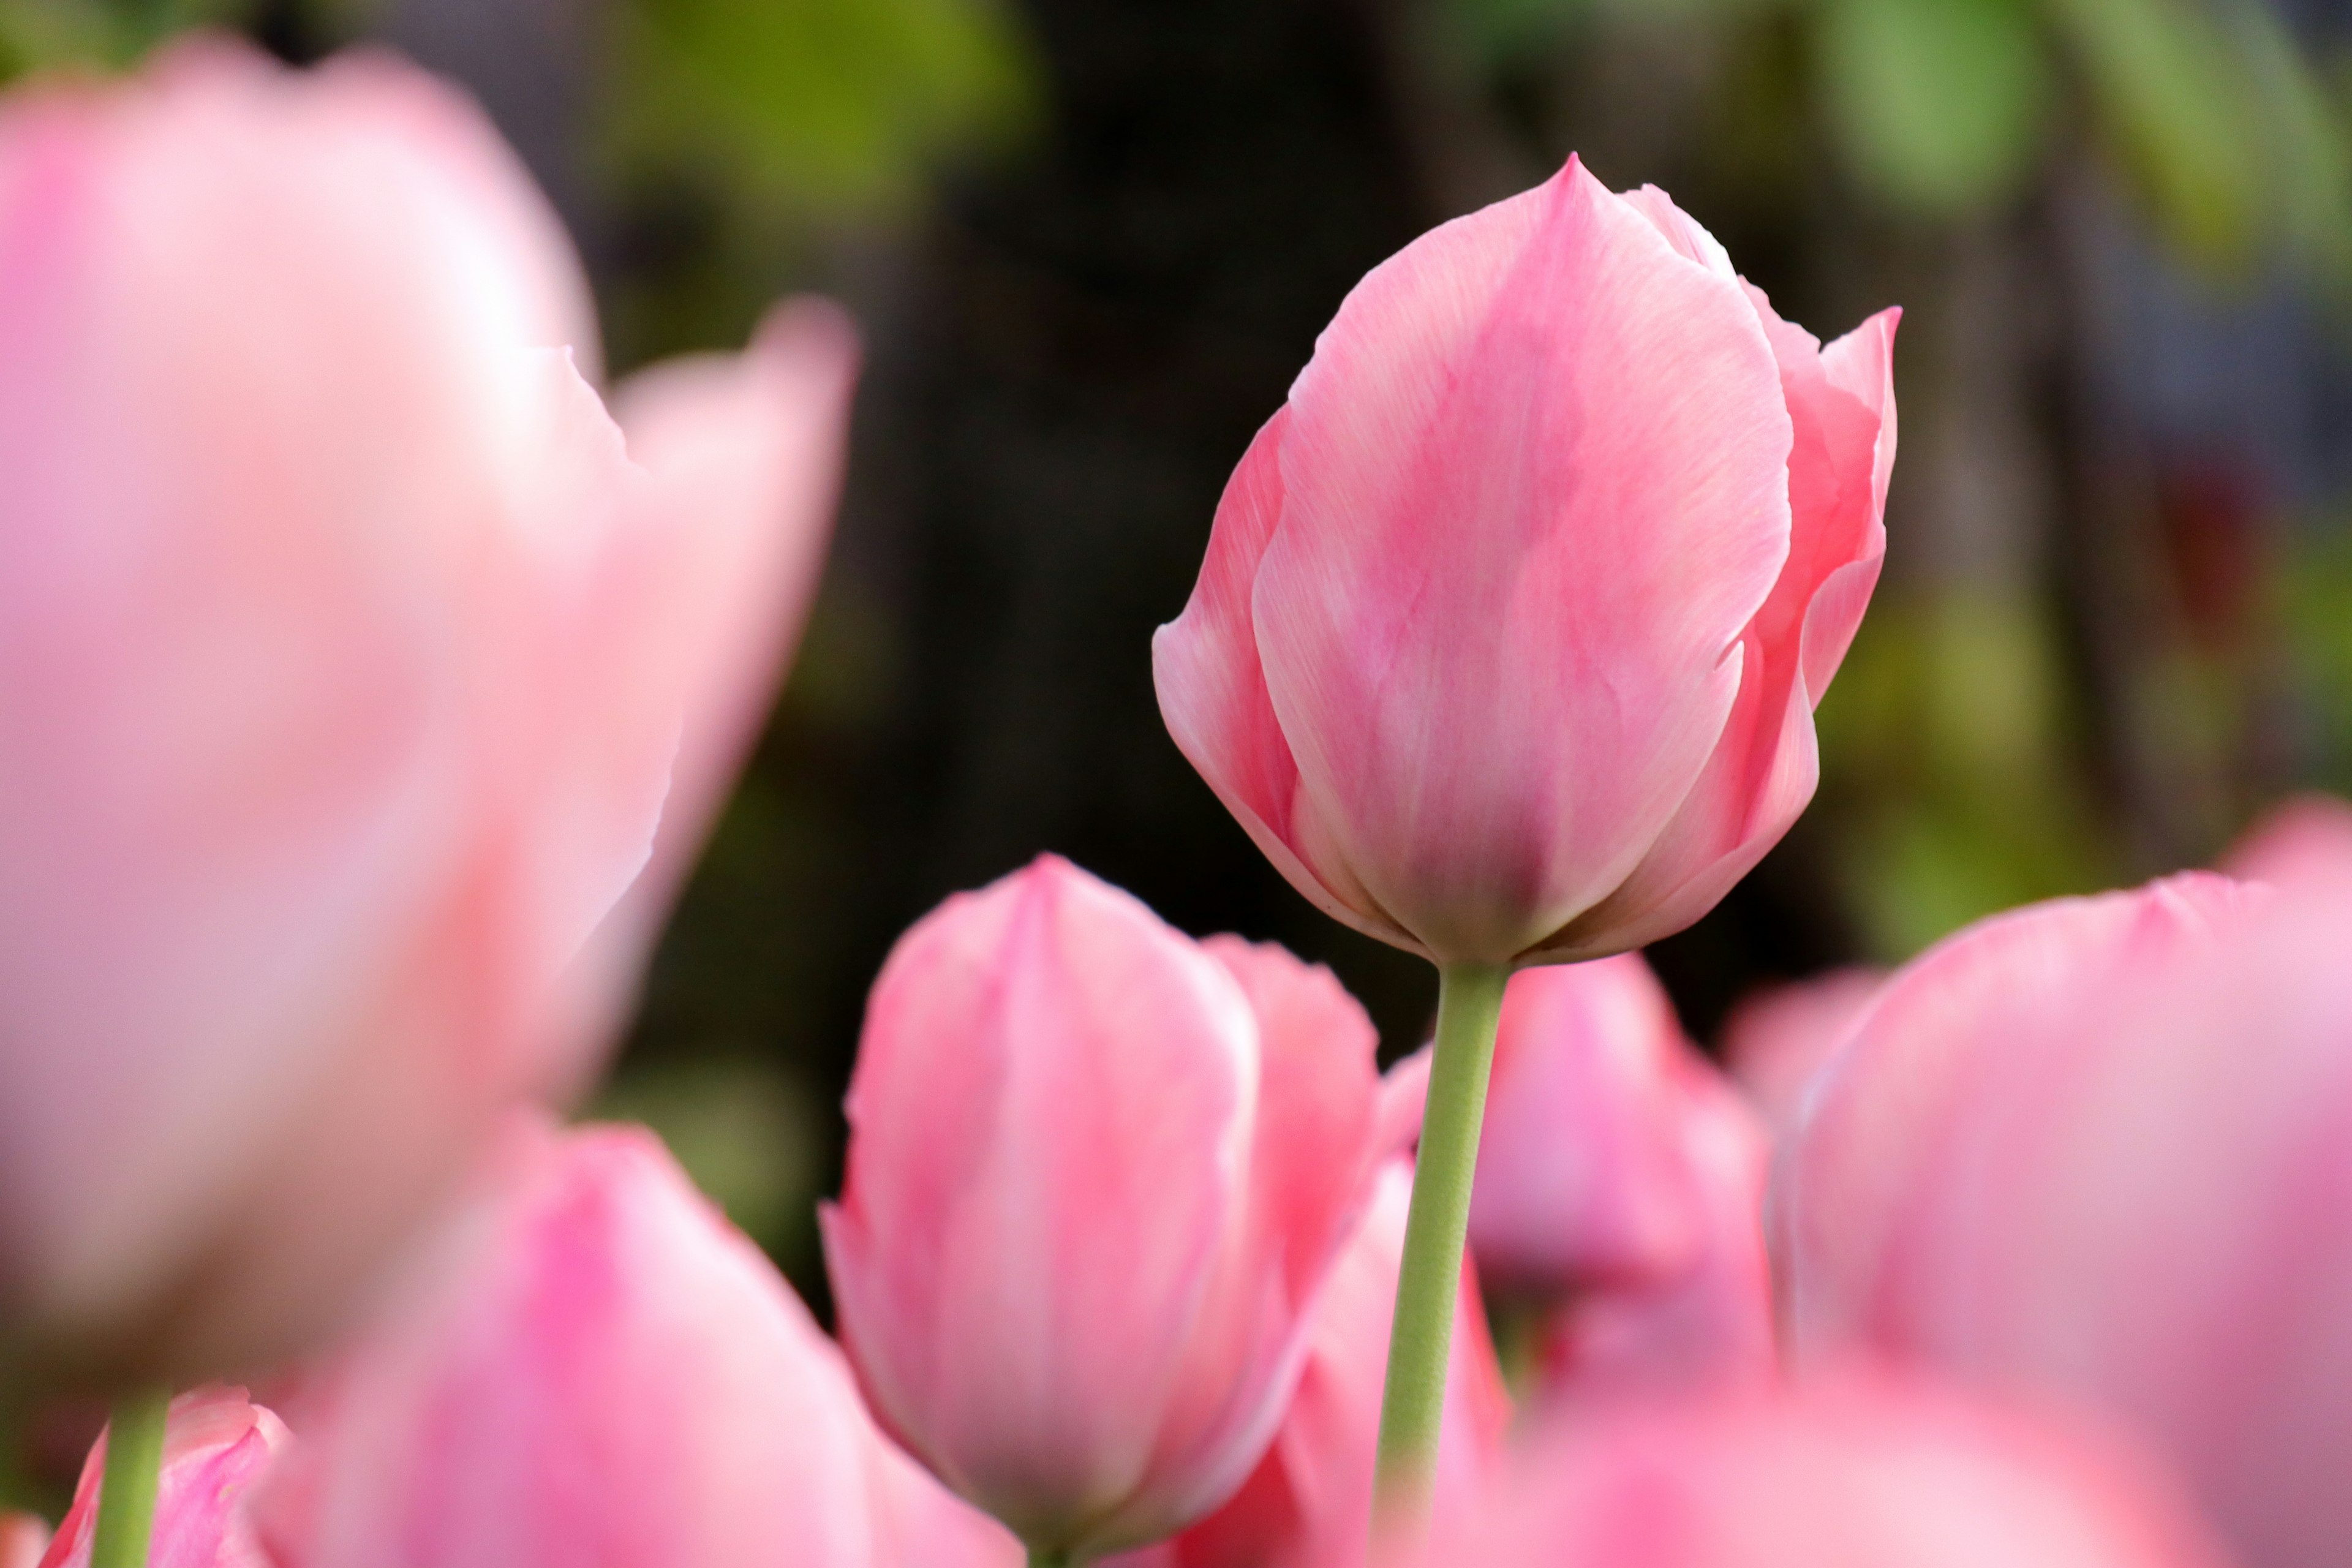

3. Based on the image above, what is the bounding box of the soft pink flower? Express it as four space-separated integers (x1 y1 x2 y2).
1533 1063 1776 1398
0 40 854 1376
1772 865 2352 1568
1440 1374 2233 1568
1717 965 1883 1135
820 856 1388 1558
40 1387 288 1568
1104 1158 1510 1568
1460 957 1775 1395
257 1120 1015 1568
0 1516 43 1568
2218 791 2352 883
1154 158 1896 967
1772 873 2250 1354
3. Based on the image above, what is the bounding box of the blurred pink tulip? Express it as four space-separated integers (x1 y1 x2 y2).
1717 966 1883 1135
1154 157 1896 967
0 40 855 1378
257 1120 1016 1568
1441 1374 2233 1568
1771 864 2352 1568
2218 791 2352 883
40 1387 288 1568
1104 1159 1510 1568
820 856 1388 1559
1461 957 1775 1394
1773 873 2249 1354
0 1517 43 1568
1534 1063 1776 1398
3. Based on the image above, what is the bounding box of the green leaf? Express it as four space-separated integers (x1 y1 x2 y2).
1817 0 2051 214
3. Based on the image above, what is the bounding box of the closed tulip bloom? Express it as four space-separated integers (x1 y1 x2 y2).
0 41 854 1378
1779 850 2352 1568
1469 956 1722 1294
1444 1375 2232 1568
1104 1159 1510 1568
1154 158 1897 967
257 1120 1016 1568
1534 1064 1776 1398
821 856 1388 1559
1717 967 1883 1135
1773 873 2251 1355
41 1387 289 1568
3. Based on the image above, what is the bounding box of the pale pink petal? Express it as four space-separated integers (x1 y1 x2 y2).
0 1516 45 1568
2219 792 2352 884
1252 157 1792 963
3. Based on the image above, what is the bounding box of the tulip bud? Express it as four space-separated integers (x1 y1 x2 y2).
1773 864 2352 1567
40 1387 288 1568
821 856 1389 1558
1102 1159 1511 1568
256 1119 1016 1568
1444 1374 2232 1568
0 40 854 1380
1155 158 1896 968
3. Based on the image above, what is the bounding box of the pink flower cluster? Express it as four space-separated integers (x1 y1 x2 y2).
6 31 2352 1568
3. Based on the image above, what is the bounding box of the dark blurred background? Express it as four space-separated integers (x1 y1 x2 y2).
10 0 2352 1306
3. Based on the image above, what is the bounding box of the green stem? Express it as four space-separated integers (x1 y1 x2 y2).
1027 1550 1073 1568
1374 961 1509 1521
91 1387 170 1568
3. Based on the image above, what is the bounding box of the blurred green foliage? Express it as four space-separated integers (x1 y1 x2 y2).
1453 0 2352 284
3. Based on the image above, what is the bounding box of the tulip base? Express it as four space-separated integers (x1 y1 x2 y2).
91 1385 170 1568
1374 961 1509 1521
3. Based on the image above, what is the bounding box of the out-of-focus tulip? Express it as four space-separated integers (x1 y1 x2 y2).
1717 966 1883 1135
257 1120 1017 1568
821 856 1388 1559
1461 957 1776 1395
1469 956 1710 1292
1154 157 1897 968
1104 1159 1510 1568
0 40 855 1379
39 1387 288 1568
1441 1374 2233 1568
1534 1065 1776 1398
1772 865 2352 1568
0 1517 43 1568
1773 873 2249 1354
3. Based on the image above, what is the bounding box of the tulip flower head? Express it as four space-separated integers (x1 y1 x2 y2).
822 856 1389 1559
257 1119 1014 1568
1155 157 1898 968
40 1387 288 1568
1774 862 2352 1568
0 40 855 1379
1717 966 1884 1135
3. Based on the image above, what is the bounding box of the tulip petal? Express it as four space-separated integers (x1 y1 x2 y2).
1251 157 1793 962
1153 415 1419 952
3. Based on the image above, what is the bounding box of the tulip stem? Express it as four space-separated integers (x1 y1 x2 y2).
1027 1551 1074 1568
1375 960 1509 1524
91 1385 170 1568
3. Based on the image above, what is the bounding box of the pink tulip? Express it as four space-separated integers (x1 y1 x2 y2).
1103 1158 1510 1568
2218 791 2352 883
1532 1063 1776 1398
255 1118 1016 1568
1442 1374 2232 1568
1773 864 2352 1567
0 40 855 1377
820 856 1389 1558
1717 966 1883 1135
1773 873 2250 1354
40 1387 289 1568
1153 158 1897 967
